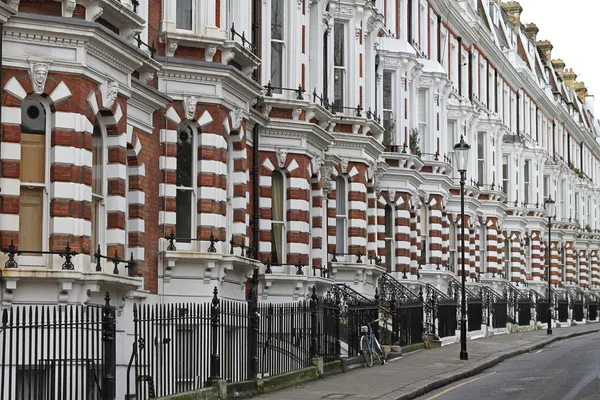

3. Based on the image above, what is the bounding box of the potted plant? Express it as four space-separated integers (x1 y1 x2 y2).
409 128 420 155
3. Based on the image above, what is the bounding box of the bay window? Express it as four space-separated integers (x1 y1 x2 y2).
176 0 193 30
333 22 346 112
271 0 284 92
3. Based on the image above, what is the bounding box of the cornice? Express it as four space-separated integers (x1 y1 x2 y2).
331 133 385 162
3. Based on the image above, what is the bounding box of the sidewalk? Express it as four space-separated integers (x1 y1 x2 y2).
256 324 600 400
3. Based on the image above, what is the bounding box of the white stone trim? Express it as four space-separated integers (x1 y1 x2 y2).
4 77 27 100
159 183 177 198
106 229 126 245
160 129 178 144
127 190 145 205
2 106 21 125
50 182 91 202
127 219 145 233
159 211 176 225
50 146 92 167
49 81 72 104
0 214 19 231
1 142 20 160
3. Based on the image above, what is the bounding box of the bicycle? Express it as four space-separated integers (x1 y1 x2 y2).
360 319 386 367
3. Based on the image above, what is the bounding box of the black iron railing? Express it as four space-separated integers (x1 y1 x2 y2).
134 33 156 58
0 293 116 400
329 251 364 263
264 82 305 99
132 285 339 398
264 260 306 275
365 108 382 124
230 23 256 52
1 239 78 270
311 90 334 112
368 252 382 267
230 235 255 258
311 264 331 278
94 245 136 276
333 103 363 117
164 230 222 253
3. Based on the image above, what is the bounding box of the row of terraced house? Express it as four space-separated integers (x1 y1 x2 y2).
1 0 600 398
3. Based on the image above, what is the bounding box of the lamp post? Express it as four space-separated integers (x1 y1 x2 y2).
454 135 471 361
545 196 555 335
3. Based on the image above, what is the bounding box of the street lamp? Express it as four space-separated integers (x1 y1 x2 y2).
545 196 556 335
454 135 471 361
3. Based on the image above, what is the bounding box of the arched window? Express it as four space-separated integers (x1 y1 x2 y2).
385 204 394 273
19 99 47 253
335 176 347 254
271 170 285 264
91 121 105 255
176 125 195 242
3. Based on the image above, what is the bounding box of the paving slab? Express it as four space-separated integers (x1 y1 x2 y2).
255 323 600 400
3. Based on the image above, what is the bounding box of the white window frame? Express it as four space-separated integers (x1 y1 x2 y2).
523 160 530 205
502 155 509 196
333 21 347 113
91 120 107 269
174 0 195 31
335 175 348 257
382 71 394 146
385 204 395 273
175 124 197 251
270 0 285 94
504 238 511 279
479 225 487 274
477 131 486 185
419 205 428 266
417 88 428 153
449 222 457 273
271 169 287 264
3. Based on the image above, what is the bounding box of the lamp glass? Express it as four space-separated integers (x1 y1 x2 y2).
545 196 556 219
454 136 471 172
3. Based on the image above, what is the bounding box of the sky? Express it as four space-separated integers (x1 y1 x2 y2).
517 0 600 106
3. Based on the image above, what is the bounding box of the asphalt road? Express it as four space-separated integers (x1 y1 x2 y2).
416 332 600 400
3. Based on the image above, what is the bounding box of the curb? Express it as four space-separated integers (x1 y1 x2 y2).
376 328 600 400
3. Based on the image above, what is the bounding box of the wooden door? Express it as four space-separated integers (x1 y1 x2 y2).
20 133 45 183
19 187 43 251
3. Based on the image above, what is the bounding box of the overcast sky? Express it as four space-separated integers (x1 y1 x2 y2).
517 0 599 104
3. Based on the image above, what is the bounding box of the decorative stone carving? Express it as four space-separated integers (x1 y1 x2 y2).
7 0 19 10
86 4 103 21
292 108 302 121
62 0 76 18
104 81 119 109
140 71 155 83
206 47 217 62
166 40 179 57
277 148 288 168
185 96 198 120
312 156 323 175
322 165 334 192
389 190 397 202
340 158 349 174
231 108 243 131
30 63 49 94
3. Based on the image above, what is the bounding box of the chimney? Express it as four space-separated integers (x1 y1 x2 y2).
552 59 565 79
563 68 577 91
524 23 539 42
536 40 553 63
574 82 588 102
501 2 523 28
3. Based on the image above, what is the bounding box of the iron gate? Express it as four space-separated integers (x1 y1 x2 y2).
518 299 532 326
398 301 424 346
573 301 584 322
437 302 458 338
537 300 549 323
589 304 598 321
493 300 508 328
467 301 483 331
558 300 568 322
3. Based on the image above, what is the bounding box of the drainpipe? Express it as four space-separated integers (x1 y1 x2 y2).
457 37 462 97
252 123 260 260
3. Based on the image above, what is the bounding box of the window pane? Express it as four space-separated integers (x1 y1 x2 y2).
92 123 103 195
176 189 192 241
385 205 393 238
271 171 284 264
177 126 193 188
271 42 283 90
19 187 43 251
383 72 392 110
176 0 193 30
272 171 284 222
271 0 284 40
418 90 426 122
336 216 345 253
334 22 344 67
334 69 344 111
336 177 346 214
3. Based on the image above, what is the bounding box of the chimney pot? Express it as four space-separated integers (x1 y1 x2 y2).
552 59 566 79
536 40 553 63
501 2 523 28
524 23 539 42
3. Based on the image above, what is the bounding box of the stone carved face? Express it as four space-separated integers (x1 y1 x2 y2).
32 63 49 94
340 158 349 174
186 96 197 119
105 81 119 109
232 108 243 130
277 148 288 168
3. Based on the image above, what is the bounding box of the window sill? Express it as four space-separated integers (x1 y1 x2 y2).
161 250 261 283
99 0 146 33
161 28 227 57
